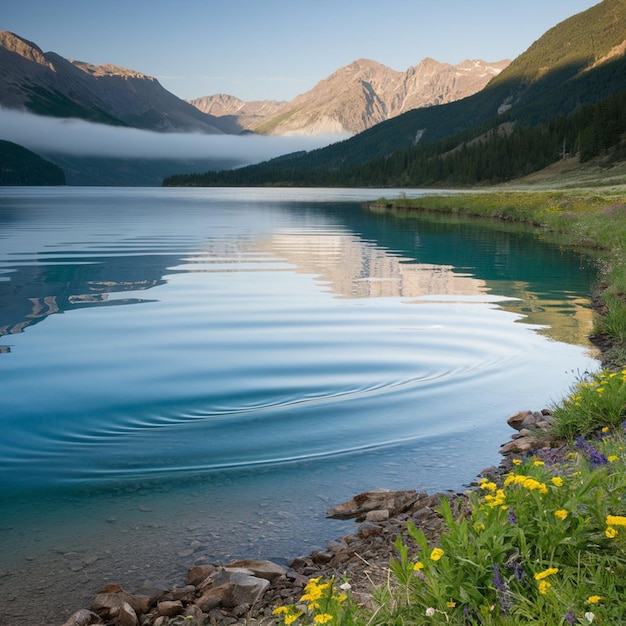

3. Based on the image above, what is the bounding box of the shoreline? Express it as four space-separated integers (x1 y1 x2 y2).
56 198 618 626
56 408 571 626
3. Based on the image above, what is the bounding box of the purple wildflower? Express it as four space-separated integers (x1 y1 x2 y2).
507 509 517 525
493 564 503 589
513 563 526 582
575 437 608 467
563 612 576 624
493 564 512 613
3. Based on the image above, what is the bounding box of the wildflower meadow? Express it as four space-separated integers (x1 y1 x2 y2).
272 370 626 625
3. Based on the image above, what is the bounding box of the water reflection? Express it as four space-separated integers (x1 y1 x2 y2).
0 194 596 351
0 260 163 339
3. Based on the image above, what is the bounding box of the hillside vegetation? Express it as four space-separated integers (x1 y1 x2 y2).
164 0 626 188
0 139 65 185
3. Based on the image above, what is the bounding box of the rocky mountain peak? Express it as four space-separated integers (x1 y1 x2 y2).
211 56 510 136
69 60 158 82
0 30 52 68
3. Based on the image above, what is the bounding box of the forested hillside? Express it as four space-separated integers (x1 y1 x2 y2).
165 87 626 188
164 0 626 188
0 140 66 185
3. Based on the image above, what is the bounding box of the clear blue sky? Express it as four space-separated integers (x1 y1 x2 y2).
3 0 601 102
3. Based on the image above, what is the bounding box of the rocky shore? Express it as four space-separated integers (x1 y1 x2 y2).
58 410 556 626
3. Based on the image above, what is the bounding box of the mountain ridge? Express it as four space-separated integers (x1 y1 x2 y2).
0 31 239 134
164 0 626 187
189 57 509 136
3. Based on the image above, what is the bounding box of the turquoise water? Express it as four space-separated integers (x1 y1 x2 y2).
0 187 599 624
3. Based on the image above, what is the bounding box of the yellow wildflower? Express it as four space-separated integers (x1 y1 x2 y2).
608 455 619 463
484 489 506 508
551 476 564 487
602 426 610 433
605 526 618 538
554 509 568 520
587 596 602 604
504 473 548 494
606 515 626 526
430 547 444 561
300 577 331 604
273 606 302 625
314 614 334 624
512 458 522 465
533 460 545 467
534 567 559 581
538 580 551 594
447 601 456 608
413 561 424 571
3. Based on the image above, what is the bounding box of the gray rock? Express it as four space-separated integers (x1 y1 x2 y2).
365 509 389 522
326 489 418 520
171 584 196 602
117 601 138 626
358 522 383 538
157 599 184 617
230 573 270 606
59 609 104 626
226 559 287 582
182 604 208 625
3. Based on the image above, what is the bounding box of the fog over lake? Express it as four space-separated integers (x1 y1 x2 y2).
0 107 347 162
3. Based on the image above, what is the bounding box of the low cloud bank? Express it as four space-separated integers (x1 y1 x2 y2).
0 108 347 164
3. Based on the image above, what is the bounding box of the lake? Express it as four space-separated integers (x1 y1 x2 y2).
0 187 599 624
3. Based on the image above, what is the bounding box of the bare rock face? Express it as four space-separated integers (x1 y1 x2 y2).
191 57 509 136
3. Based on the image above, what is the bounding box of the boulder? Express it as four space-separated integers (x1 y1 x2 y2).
326 489 419 520
507 410 532 431
90 583 156 620
117 602 138 626
365 509 389 523
187 564 217 587
226 559 287 581
212 569 271 606
195 584 234 612
157 599 184 617
181 604 208 625
60 609 104 626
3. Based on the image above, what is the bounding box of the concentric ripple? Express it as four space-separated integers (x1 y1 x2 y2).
0 187 599 494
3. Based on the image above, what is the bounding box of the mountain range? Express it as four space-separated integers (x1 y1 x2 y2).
0 30 504 140
189 57 508 136
166 0 626 187
0 31 238 134
2 0 626 187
